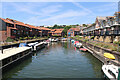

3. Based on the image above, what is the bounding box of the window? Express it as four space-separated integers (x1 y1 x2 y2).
6 23 9 26
14 30 16 33
16 25 21 28
18 31 20 34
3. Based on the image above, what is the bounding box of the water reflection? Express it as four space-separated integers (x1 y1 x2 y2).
3 41 103 78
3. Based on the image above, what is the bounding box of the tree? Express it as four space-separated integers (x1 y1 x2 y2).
63 25 72 36
83 24 88 27
76 24 79 26
53 24 58 28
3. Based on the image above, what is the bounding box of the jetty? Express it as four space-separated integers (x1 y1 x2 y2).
0 47 32 71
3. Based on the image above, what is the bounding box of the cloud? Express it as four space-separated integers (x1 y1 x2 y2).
25 9 91 25
93 3 118 12
1 0 120 2
72 2 95 15
2 2 118 26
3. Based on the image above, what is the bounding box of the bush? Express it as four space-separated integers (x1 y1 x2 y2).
111 47 118 51
103 45 109 48
113 41 120 45
64 35 67 38
33 36 37 39
19 37 23 40
83 39 89 43
28 37 32 39
6 37 14 42
90 36 94 39
24 37 28 40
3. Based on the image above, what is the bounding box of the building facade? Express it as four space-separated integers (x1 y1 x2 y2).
80 12 120 43
67 28 80 38
0 18 51 41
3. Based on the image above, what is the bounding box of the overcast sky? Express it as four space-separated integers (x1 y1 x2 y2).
1 2 118 26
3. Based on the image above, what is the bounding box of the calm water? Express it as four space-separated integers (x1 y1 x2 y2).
3 42 104 78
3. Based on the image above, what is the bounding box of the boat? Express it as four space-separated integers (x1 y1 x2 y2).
19 43 29 47
48 38 52 42
61 38 67 41
75 43 82 48
80 48 87 52
104 53 115 60
71 40 75 43
27 42 39 51
51 38 58 42
74 41 79 46
102 62 120 80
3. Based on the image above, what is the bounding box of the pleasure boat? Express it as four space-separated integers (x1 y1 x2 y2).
102 62 120 80
71 40 75 43
75 43 82 48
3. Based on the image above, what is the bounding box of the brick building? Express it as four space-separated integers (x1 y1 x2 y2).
51 29 64 37
0 18 51 41
67 28 80 38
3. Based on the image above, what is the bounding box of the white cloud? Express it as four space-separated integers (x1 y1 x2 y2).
1 0 120 2
72 2 95 15
92 3 118 12
25 9 91 25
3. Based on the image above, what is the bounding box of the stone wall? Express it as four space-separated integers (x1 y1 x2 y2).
79 40 120 66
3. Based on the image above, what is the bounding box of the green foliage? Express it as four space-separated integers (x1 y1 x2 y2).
64 35 67 38
19 37 23 40
75 35 79 37
111 47 118 51
79 36 83 40
24 37 28 40
113 41 120 45
47 35 50 38
103 45 109 48
76 24 79 26
6 37 14 42
51 24 64 29
33 36 37 39
90 36 94 39
28 37 32 39
52 35 60 37
63 25 72 36
83 24 88 27
83 39 89 43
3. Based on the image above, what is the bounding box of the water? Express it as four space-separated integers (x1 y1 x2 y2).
3 42 104 78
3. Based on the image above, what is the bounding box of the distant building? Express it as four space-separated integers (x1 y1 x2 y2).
51 29 64 37
67 28 80 38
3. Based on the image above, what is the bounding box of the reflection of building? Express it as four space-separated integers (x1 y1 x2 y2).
67 28 80 37
80 12 120 42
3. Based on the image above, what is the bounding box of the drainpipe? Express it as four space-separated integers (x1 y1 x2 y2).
1 47 3 54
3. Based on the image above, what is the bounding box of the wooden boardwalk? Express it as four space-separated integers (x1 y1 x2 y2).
0 47 31 60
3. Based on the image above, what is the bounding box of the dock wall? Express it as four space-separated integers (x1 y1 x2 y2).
78 40 120 66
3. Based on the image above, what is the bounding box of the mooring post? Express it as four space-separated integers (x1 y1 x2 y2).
1 47 3 54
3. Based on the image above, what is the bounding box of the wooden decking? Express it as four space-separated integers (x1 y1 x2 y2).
0 47 31 60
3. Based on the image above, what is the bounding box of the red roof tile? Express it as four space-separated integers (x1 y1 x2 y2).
0 18 14 24
53 30 63 33
26 24 39 29
68 28 80 32
38 27 51 31
6 18 29 27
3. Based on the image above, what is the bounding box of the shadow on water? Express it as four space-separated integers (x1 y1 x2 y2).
3 57 32 78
